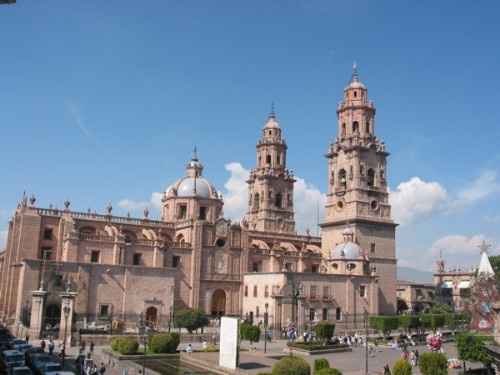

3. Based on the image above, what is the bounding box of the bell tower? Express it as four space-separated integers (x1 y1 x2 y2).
246 108 296 233
321 64 397 314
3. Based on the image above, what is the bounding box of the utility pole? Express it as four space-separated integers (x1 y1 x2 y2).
364 310 368 375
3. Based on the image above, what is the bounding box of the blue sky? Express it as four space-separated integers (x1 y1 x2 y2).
1 1 499 271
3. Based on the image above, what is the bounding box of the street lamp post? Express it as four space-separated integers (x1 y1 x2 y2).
364 310 369 375
137 312 146 375
62 305 70 368
264 303 269 354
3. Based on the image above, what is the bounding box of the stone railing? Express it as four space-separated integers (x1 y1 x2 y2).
201 273 241 282
36 207 173 228
79 233 114 242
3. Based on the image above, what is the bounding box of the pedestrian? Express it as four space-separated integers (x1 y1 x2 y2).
99 362 106 375
90 340 95 354
40 339 46 352
25 334 30 343
410 351 416 367
185 343 193 353
48 338 55 355
383 364 391 375
415 349 419 365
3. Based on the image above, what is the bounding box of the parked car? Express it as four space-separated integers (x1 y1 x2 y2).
8 340 27 349
45 372 74 375
10 366 33 375
39 362 61 375
24 348 44 367
13 344 32 354
1 350 26 370
28 354 53 375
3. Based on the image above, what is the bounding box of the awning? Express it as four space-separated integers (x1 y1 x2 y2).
441 281 453 288
458 281 471 289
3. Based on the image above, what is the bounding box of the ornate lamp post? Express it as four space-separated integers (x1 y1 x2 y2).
264 303 269 353
62 304 70 368
363 309 369 375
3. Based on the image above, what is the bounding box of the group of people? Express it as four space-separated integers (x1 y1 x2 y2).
38 337 56 355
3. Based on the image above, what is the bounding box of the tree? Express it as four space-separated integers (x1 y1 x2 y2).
368 316 399 336
174 308 209 333
240 322 261 344
392 359 412 375
456 333 492 372
418 352 448 375
314 359 330 373
314 321 335 345
489 255 500 290
149 332 180 353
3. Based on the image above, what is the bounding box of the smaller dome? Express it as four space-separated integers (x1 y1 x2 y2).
264 115 280 129
175 177 214 198
331 242 362 259
346 80 366 90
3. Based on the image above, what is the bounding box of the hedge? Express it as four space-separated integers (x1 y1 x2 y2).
111 337 139 355
419 314 445 331
368 316 399 335
314 322 335 344
240 322 261 343
272 356 311 375
149 332 180 353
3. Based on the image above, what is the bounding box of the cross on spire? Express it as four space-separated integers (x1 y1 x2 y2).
269 101 276 118
351 61 360 83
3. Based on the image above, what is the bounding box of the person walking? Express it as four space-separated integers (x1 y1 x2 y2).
48 338 55 355
383 364 391 375
99 363 106 375
40 339 46 352
415 349 419 365
90 341 95 355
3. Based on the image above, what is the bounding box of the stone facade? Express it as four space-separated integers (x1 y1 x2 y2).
0 67 398 337
396 280 435 314
433 255 474 311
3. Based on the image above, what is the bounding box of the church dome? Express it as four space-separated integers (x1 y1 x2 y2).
165 148 220 199
331 241 362 259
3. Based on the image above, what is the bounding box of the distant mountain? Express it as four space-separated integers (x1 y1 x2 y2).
397 266 434 284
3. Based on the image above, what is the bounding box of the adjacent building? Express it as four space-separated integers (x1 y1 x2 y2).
0 67 398 339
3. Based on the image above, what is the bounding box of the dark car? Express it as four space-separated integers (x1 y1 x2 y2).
8 340 27 350
24 348 44 368
10 366 33 375
28 354 53 375
12 345 32 355
1 350 26 370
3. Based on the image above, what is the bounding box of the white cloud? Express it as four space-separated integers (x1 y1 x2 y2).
450 170 500 210
293 177 325 234
223 162 250 220
117 192 162 214
389 177 448 225
430 234 487 256
222 162 325 234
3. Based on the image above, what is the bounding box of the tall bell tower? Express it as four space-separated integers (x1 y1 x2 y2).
246 109 296 233
321 65 397 314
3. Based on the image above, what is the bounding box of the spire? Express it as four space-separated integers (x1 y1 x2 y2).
192 145 198 161
351 61 359 83
186 147 203 178
477 240 495 278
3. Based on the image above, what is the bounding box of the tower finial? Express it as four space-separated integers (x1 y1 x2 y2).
351 61 359 83
269 101 276 118
192 145 198 161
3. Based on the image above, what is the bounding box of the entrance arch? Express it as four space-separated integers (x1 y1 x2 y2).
43 303 61 337
211 289 226 316
145 306 158 326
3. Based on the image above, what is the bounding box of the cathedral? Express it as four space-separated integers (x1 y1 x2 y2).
0 67 397 339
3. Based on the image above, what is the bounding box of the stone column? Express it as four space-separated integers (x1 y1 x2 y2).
153 241 161 267
29 289 47 340
59 292 77 346
297 298 305 334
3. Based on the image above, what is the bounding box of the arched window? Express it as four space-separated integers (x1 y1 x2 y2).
244 285 248 297
365 121 370 134
341 123 346 137
254 193 260 210
275 193 282 208
264 285 269 298
338 169 347 189
367 169 375 187
277 154 280 165
175 233 185 244
353 91 357 98
253 285 258 298
352 121 359 133
336 307 342 321
266 155 271 164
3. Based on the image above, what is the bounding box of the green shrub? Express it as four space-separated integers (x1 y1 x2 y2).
315 369 342 375
314 358 330 373
418 352 448 375
314 322 335 344
272 356 311 375
149 332 180 353
392 359 412 375
111 336 139 355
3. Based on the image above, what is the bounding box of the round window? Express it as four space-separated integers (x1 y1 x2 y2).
337 201 344 209
215 238 226 247
370 200 378 210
